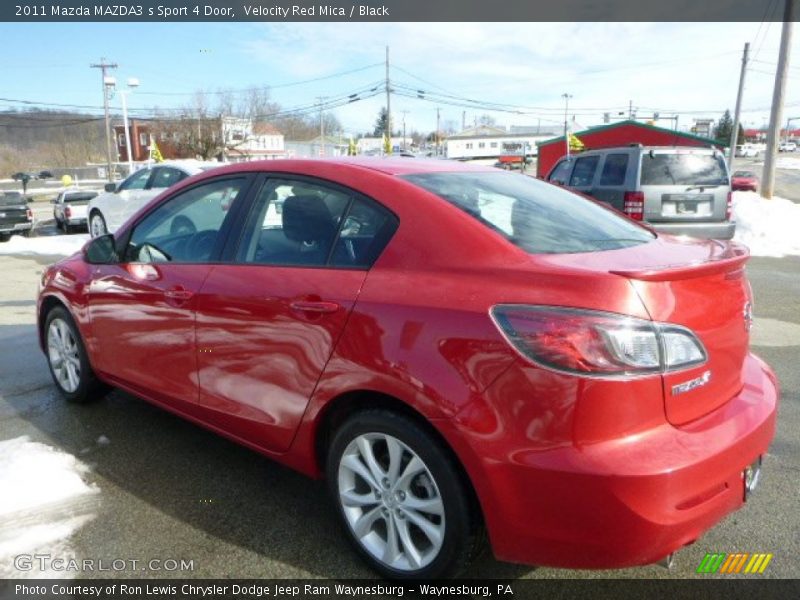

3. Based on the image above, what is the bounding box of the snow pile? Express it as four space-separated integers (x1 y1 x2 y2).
733 191 800 258
775 156 800 170
0 436 99 578
0 234 88 258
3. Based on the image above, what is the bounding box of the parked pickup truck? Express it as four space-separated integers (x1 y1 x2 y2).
0 192 33 241
53 189 98 233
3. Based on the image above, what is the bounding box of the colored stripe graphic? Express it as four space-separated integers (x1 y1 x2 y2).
697 553 773 574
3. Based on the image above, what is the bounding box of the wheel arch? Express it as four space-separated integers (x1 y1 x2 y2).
312 389 485 529
38 294 70 350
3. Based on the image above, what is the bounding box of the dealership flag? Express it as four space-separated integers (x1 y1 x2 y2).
568 133 585 151
150 136 164 163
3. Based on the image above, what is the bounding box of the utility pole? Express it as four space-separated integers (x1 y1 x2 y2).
316 96 327 156
401 110 409 150
628 99 633 119
385 46 391 148
436 107 441 156
763 0 795 199
728 42 750 171
562 93 572 159
462 110 466 131
91 58 118 182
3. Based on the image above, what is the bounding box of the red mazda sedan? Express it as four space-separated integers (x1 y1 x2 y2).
37 158 778 578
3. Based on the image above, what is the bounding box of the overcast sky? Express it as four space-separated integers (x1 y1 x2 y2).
0 21 796 136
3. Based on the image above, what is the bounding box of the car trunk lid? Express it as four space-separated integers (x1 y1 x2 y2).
541 235 751 425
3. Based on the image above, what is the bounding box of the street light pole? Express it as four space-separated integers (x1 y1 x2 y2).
119 78 139 176
91 59 118 182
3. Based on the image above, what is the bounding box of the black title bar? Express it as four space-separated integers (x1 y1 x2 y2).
2 0 791 23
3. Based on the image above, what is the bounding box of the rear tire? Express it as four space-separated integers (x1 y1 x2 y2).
44 306 107 403
326 409 482 579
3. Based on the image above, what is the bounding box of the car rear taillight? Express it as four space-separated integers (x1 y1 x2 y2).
726 191 733 221
491 305 707 377
26 208 33 221
65 205 72 219
623 191 644 221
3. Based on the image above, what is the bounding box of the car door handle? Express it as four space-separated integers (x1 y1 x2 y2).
289 300 339 314
165 287 193 305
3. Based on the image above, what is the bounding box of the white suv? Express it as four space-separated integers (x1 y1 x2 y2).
88 160 223 237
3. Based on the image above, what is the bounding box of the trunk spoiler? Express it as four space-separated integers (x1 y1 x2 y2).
610 245 749 282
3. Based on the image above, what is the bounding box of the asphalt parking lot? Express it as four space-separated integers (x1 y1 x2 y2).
0 235 798 580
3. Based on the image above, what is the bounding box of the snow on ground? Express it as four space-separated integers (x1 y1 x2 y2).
775 156 800 170
0 233 88 258
733 191 800 258
0 436 99 578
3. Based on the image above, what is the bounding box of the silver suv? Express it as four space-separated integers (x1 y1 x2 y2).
546 145 734 239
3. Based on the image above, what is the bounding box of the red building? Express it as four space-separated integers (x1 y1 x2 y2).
536 120 727 177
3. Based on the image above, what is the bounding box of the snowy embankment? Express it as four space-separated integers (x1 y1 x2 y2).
0 436 99 578
0 234 88 258
732 191 800 258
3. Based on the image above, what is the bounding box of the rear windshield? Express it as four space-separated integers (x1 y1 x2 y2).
63 192 97 202
733 171 755 178
404 172 654 254
0 193 24 206
640 152 728 186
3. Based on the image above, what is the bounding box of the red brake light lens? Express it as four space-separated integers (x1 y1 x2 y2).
491 305 706 377
65 205 72 219
726 191 733 221
26 208 33 221
623 191 644 221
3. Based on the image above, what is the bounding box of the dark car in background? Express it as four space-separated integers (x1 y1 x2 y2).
547 145 734 239
0 191 33 241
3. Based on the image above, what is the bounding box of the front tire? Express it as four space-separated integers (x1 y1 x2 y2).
326 410 481 579
89 211 107 238
45 306 106 403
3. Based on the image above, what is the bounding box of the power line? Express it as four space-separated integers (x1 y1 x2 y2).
134 63 384 97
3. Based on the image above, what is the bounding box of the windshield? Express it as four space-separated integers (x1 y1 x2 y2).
733 171 755 178
404 172 655 254
640 153 728 186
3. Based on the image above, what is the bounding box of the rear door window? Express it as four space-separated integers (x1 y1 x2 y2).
599 154 629 186
149 167 188 190
640 153 727 186
237 178 398 269
569 156 600 187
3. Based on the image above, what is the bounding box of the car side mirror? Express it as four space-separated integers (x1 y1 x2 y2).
84 234 118 265
27 197 34 203
104 182 118 193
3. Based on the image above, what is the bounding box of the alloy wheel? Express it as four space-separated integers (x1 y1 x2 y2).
47 318 81 393
337 433 445 572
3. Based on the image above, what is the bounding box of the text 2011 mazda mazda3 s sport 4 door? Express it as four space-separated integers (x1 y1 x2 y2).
37 158 778 578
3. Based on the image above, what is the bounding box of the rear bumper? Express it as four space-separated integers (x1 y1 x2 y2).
651 220 736 240
0 222 32 233
456 353 778 569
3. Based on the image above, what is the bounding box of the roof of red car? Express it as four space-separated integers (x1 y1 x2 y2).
206 157 497 177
